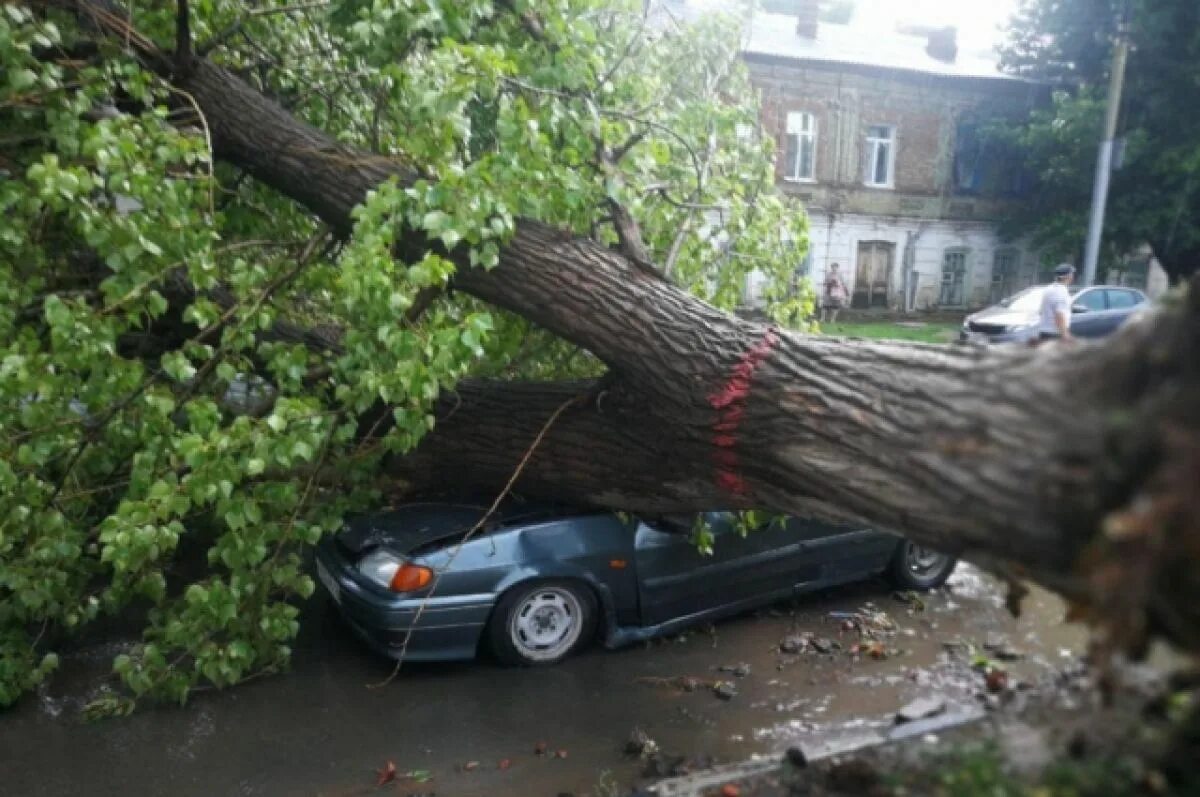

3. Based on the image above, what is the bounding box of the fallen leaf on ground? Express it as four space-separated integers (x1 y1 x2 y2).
498 759 511 771
555 749 569 759
986 668 1009 692
721 784 741 797
375 760 396 787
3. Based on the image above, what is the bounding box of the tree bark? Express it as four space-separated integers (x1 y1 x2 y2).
75 7 1200 652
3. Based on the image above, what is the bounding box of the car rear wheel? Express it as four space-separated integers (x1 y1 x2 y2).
489 580 597 666
887 541 957 590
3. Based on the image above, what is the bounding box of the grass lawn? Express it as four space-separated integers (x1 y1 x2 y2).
821 321 960 344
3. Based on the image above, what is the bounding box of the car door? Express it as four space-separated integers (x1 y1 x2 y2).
1069 288 1110 338
633 512 818 627
783 516 897 588
1103 288 1142 334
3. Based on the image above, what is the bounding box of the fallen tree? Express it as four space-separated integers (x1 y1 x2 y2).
0 0 1196 708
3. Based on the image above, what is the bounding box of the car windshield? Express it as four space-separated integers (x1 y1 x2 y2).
997 287 1046 312
996 285 1086 312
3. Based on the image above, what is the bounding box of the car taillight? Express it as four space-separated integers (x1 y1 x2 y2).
389 563 433 593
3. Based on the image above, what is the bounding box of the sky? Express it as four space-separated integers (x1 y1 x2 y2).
850 0 1022 56
684 1 1025 59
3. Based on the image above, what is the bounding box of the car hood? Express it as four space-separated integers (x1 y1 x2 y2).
336 501 575 556
968 308 1036 327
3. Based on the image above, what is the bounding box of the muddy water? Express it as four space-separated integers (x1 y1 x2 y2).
0 565 1086 797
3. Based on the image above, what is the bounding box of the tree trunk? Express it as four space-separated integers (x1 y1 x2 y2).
76 11 1200 652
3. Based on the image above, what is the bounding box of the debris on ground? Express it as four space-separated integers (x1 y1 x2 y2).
720 784 741 796
810 637 838 654
375 760 396 786
642 752 718 779
534 741 548 756
849 640 891 660
896 696 948 723
717 662 751 677
983 633 1025 661
836 606 898 636
555 749 569 759
779 634 811 654
461 760 479 772
986 668 1010 693
635 675 712 693
625 727 659 758
713 681 738 701
892 590 927 611
497 758 511 771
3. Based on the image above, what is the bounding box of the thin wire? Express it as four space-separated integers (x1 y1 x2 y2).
366 391 581 688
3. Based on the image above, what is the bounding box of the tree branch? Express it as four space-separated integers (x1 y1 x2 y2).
174 0 191 71
67 0 1200 655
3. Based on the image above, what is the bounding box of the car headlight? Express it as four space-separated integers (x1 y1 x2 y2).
356 550 433 593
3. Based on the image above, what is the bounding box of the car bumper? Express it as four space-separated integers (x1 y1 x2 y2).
958 328 1037 345
314 539 494 661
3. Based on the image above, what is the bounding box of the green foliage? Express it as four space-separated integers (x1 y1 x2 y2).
0 0 809 710
998 0 1200 280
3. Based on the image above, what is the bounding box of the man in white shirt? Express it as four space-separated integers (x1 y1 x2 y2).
1038 264 1076 342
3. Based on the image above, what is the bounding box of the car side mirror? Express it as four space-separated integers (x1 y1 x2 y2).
1071 303 1089 314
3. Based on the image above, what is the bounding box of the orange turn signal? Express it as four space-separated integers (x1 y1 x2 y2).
389 563 434 593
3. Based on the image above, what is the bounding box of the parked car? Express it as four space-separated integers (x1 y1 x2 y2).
959 284 1148 344
315 501 956 666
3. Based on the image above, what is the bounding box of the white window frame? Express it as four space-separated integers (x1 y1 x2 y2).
783 111 817 182
864 124 896 188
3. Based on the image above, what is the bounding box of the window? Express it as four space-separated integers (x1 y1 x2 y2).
939 249 967 306
954 121 982 193
864 125 895 187
1074 290 1106 311
1105 289 1140 309
784 112 816 181
990 248 1019 302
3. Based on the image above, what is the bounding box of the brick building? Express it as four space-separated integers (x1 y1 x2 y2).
738 3 1054 311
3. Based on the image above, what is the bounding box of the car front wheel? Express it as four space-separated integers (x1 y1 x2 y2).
489 580 597 666
887 541 957 590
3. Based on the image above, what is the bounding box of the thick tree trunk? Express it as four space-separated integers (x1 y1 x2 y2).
75 9 1200 652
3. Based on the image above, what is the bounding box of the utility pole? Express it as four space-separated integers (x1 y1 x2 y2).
1081 4 1132 286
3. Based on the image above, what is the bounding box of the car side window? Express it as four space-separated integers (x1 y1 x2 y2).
1106 289 1137 309
1075 290 1107 311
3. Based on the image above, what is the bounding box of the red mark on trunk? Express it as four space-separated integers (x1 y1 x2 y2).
708 329 779 495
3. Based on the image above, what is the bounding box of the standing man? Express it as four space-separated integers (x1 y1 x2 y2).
1038 263 1076 343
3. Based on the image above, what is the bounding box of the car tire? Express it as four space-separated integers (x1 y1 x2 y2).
488 580 598 667
887 541 957 590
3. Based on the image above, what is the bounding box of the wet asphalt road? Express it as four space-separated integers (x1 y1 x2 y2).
0 565 1086 797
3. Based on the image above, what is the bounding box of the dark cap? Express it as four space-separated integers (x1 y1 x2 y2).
1054 263 1076 277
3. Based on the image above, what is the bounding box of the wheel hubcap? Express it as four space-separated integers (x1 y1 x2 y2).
905 543 947 577
510 588 583 661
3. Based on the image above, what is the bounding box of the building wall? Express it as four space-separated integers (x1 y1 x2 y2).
748 56 1045 219
804 213 1039 311
745 212 1042 311
743 55 1049 309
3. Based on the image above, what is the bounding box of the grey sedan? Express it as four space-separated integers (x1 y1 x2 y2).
315 502 955 666
960 284 1147 344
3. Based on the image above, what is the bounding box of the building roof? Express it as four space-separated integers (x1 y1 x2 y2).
742 10 1024 83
